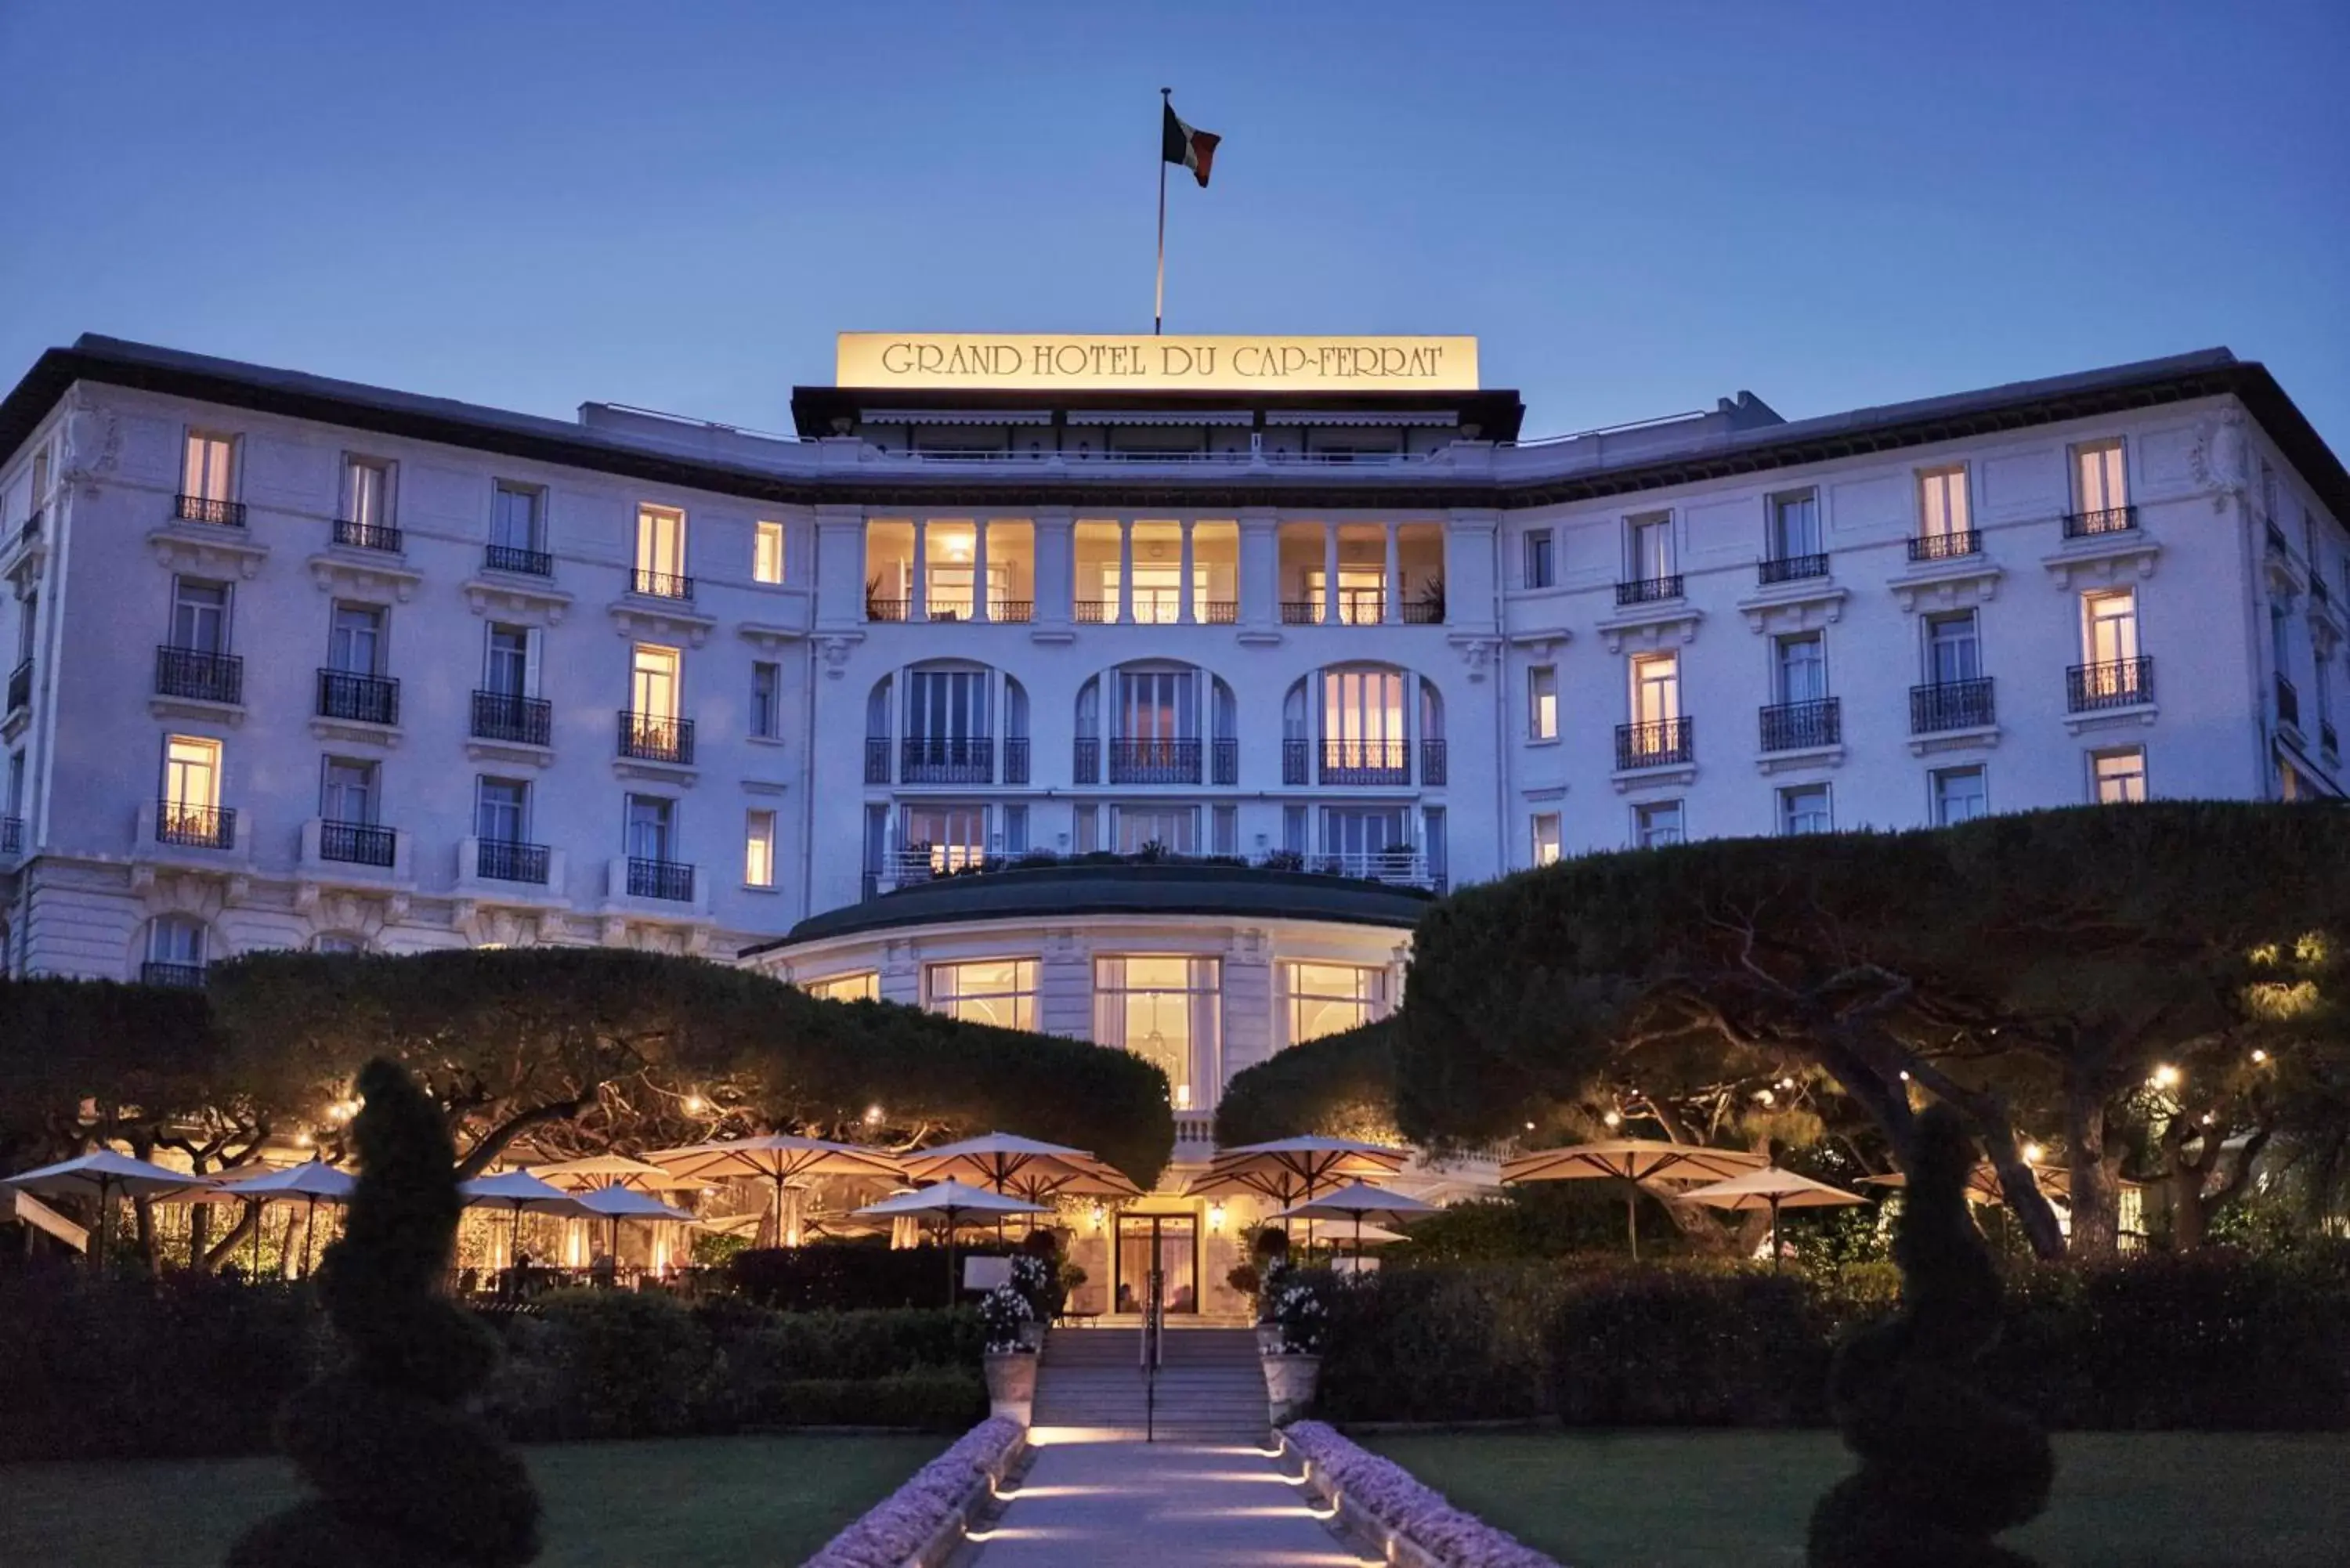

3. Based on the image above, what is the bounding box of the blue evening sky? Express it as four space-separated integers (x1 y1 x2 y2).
2 1 2344 446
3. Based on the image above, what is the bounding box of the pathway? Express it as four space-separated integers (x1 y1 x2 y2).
969 1435 1374 1566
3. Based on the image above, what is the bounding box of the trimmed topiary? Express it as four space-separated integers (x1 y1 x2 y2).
1807 1104 2053 1567
227 1058 541 1567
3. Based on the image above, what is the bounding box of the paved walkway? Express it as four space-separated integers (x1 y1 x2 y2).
970 1434 1374 1566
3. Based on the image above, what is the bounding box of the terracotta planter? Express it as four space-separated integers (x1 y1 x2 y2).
1255 1324 1283 1357
1260 1352 1321 1425
984 1351 1038 1425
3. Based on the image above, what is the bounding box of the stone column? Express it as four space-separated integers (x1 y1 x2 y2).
1117 518 1136 626
1238 508 1278 630
1178 518 1196 624
909 517 928 622
1321 522 1341 625
971 518 990 623
813 503 868 630
1033 507 1074 629
1383 522 1402 623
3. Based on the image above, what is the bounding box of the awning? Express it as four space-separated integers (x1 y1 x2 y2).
1065 410 1256 427
859 409 1054 427
1264 410 1459 428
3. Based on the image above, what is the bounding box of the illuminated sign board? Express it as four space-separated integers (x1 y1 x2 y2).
836 333 1478 392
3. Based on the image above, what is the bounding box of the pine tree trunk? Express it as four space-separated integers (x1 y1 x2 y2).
2066 1089 2120 1258
2170 1167 2208 1251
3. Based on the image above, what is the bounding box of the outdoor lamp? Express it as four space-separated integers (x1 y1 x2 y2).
1209 1201 1226 1233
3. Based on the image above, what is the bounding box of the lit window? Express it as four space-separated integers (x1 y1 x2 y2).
182 432 236 502
1282 962 1386 1047
1932 766 1987 826
745 809 776 887
635 504 686 581
1528 665 1558 741
1094 956 1220 1110
1635 800 1684 848
1779 784 1831 836
1531 812 1562 866
2091 748 2146 804
2073 439 2127 514
754 521 786 584
342 456 392 530
928 958 1039 1031
804 971 878 1003
1918 465 1969 540
162 735 222 815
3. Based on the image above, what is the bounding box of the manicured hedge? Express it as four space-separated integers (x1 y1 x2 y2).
725 1239 1014 1310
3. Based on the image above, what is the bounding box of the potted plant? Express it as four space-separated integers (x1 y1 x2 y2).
1247 1228 1290 1355
1261 1270 1328 1424
979 1283 1038 1422
1009 1248 1057 1351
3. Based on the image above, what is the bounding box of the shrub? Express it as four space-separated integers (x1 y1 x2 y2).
1553 1269 1834 1426
525 1289 713 1440
765 1371 988 1430
1318 1263 1577 1423
727 1240 1014 1310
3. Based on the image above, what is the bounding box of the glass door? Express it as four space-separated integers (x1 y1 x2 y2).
1114 1214 1198 1316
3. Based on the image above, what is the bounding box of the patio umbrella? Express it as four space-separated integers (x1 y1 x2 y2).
4 1151 212 1268
1673 1166 1867 1272
904 1132 1143 1204
529 1154 703 1194
197 1160 356 1277
458 1170 595 1266
1857 1162 2074 1206
1502 1140 1769 1261
569 1183 696 1266
1271 1180 1439 1261
650 1135 903 1248
855 1180 1048 1303
1186 1136 1408 1254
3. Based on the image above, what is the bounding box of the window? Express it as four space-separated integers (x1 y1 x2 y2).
491 482 544 551
485 624 532 696
1002 802 1029 854
1118 667 1195 744
1626 513 1674 580
902 803 987 872
1282 962 1386 1047
635 504 686 580
2073 439 2126 514
804 971 878 1003
172 578 230 653
1523 529 1556 590
2090 748 2146 804
149 913 206 967
2081 589 2139 666
744 809 776 887
750 661 781 739
311 934 364 955
1769 490 1821 560
15 592 34 662
6 750 24 815
631 644 681 720
1779 783 1832 836
1115 804 1197 854
163 735 221 813
1322 805 1409 864
1528 665 1559 740
906 666 989 742
1635 800 1684 848
1093 956 1219 1110
321 758 377 825
1630 652 1679 724
753 521 786 584
2271 602 2292 682
2260 462 2279 522
1774 632 1827 703
475 777 528 842
625 793 676 862
343 457 392 529
1918 466 1969 540
182 432 236 502
930 958 1038 1031
1531 812 1562 866
1212 803 1238 856
1924 611 1980 684
1932 765 1987 826
327 602 385 674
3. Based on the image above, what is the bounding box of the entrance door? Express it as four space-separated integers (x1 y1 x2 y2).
1114 1214 1198 1316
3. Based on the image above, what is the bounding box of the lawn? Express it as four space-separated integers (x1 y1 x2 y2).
1360 1430 2350 1568
0 1433 944 1568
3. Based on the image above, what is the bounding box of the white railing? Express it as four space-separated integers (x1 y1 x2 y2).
889 446 1450 469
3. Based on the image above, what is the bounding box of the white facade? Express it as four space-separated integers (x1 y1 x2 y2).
2 338 2345 1124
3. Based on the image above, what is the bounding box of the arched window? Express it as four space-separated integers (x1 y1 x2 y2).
902 661 993 783
1004 677 1031 784
1419 677 1448 785
1321 663 1408 782
864 674 893 784
311 933 367 954
143 913 209 987
1282 678 1310 785
1211 677 1238 785
1075 676 1101 783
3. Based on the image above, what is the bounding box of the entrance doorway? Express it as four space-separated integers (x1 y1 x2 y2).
1113 1213 1198 1315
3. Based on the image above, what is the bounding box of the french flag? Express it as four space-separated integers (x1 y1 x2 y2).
1162 99 1220 188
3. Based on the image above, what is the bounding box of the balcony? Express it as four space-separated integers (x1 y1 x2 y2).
617 711 695 765
475 838 551 886
1309 848 1434 887
2 815 22 856
1279 601 1316 625
2312 573 2333 606
2265 519 2290 557
1616 717 1695 771
2067 657 2154 714
1204 601 1239 624
2276 674 2301 730
1759 554 1830 586
2063 505 2138 540
472 690 551 748
1401 598 1445 625
1614 573 1684 607
1213 737 1238 786
1419 738 1448 786
1907 529 1982 562
1335 588 1385 624
5 658 28 715
631 567 694 601
1074 600 1110 624
1110 738 1202 785
156 800 235 850
155 645 244 706
142 962 207 989
991 599 1035 623
1282 739 1309 785
1003 737 1030 786
319 819 397 869
1759 697 1841 753
316 668 400 728
333 517 403 553
173 494 245 527
627 857 696 902
1321 739 1410 786
1911 677 1996 734
864 737 893 784
483 543 553 576
902 736 993 785
1073 737 1100 784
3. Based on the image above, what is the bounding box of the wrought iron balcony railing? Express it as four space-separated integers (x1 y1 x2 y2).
2067 657 2153 713
1282 738 1310 785
1 815 23 856
866 597 911 623
864 737 892 783
472 690 551 746
1615 717 1695 769
1203 599 1239 624
1074 599 1110 624
1003 736 1031 786
1911 677 1995 733
155 645 244 705
1402 598 1446 624
901 735 993 784
5 658 28 714
2276 674 2301 729
990 599 1035 623
157 800 235 850
627 857 696 902
1280 600 1318 625
1907 529 1982 562
142 961 207 989
320 819 396 868
1109 738 1202 784
173 494 245 527
617 711 695 764
476 838 549 885
1758 553 1830 586
631 567 694 601
1614 573 1684 607
333 517 403 552
483 543 553 576
1321 739 1410 786
2063 505 2138 540
1212 737 1238 786
1073 736 1101 785
1759 697 1842 752
1419 738 1448 785
316 668 400 726
2265 519 2290 556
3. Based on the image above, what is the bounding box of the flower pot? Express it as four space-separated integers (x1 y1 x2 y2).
1255 1324 1284 1357
1260 1352 1321 1425
984 1351 1038 1425
1017 1320 1047 1353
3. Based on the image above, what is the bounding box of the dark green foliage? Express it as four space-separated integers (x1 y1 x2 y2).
752 1371 988 1430
529 1291 710 1440
1317 1264 1577 1422
0 977 219 1166
1809 1104 2052 1567
1554 1270 1835 1425
1213 1017 1401 1147
725 1239 1014 1310
229 1057 542 1568
1391 1183 1694 1263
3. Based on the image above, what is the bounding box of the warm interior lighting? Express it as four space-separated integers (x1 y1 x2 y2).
864 1104 884 1125
1209 1201 1226 1233
682 1093 707 1115
2251 1049 2269 1064
1602 1111 1622 1129
2150 1064 2182 1090
2022 1143 2044 1164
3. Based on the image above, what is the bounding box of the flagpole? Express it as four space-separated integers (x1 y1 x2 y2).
1155 87 1170 336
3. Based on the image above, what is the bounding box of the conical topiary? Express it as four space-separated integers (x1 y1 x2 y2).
1807 1104 2054 1568
228 1058 541 1567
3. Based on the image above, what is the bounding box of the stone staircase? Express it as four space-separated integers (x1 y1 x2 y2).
1030 1326 1269 1443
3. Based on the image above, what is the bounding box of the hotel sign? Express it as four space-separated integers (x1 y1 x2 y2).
836 333 1479 392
